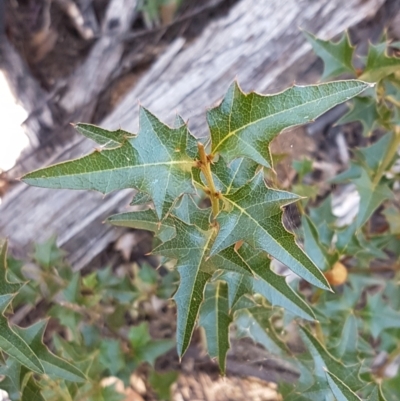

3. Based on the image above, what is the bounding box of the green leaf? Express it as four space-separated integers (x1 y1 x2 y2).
149 370 179 401
301 215 332 272
304 31 356 80
199 281 231 373
333 314 358 360
238 244 315 320
360 42 400 82
0 294 44 374
0 359 30 401
99 339 124 375
210 172 331 290
325 370 362 401
299 326 364 391
337 96 380 136
367 385 388 401
217 271 253 309
353 169 393 227
21 375 45 401
208 80 369 168
354 132 395 175
129 322 174 366
382 376 400 401
383 205 400 234
361 293 400 338
107 209 176 242
130 191 152 206
235 306 289 356
153 200 252 357
14 320 86 382
0 241 23 297
22 107 197 219
75 123 133 148
0 242 44 373
33 236 66 269
210 157 259 195
293 157 313 179
153 218 214 357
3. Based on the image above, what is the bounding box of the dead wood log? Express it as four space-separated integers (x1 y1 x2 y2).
0 0 386 269
59 0 138 114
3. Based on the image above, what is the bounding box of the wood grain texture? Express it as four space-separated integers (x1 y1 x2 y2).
0 0 385 269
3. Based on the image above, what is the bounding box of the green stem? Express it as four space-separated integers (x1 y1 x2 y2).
372 127 400 186
197 143 220 218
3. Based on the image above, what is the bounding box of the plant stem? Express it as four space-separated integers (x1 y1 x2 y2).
197 143 220 218
372 127 400 186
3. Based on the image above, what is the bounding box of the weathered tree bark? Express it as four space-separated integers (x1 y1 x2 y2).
0 0 388 269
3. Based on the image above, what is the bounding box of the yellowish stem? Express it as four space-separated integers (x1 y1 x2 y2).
197 143 220 218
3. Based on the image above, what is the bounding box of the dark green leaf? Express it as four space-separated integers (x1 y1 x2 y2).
360 42 400 82
304 31 356 80
208 80 369 168
22 108 197 219
107 209 176 242
199 281 231 373
211 172 330 290
361 293 400 338
99 339 124 375
14 320 86 382
0 295 44 374
338 96 380 136
0 241 22 296
325 370 362 401
353 169 393 227
238 244 315 320
153 218 214 357
211 157 259 195
299 326 364 390
75 123 133 148
235 306 289 356
149 370 179 401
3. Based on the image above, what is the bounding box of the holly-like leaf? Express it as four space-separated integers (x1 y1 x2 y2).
353 169 393 227
360 42 400 82
149 370 179 401
210 172 330 290
153 218 213 357
367 385 388 401
217 271 253 309
299 326 364 391
0 243 44 374
153 209 252 357
0 241 23 297
199 281 231 373
301 215 333 272
75 123 133 149
325 370 362 401
235 306 289 356
304 31 356 80
22 108 197 219
383 205 400 234
13 320 86 382
211 157 259 195
107 209 176 242
208 80 369 168
238 244 315 320
333 314 358 361
361 292 400 338
337 96 380 136
130 191 152 206
0 294 44 374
